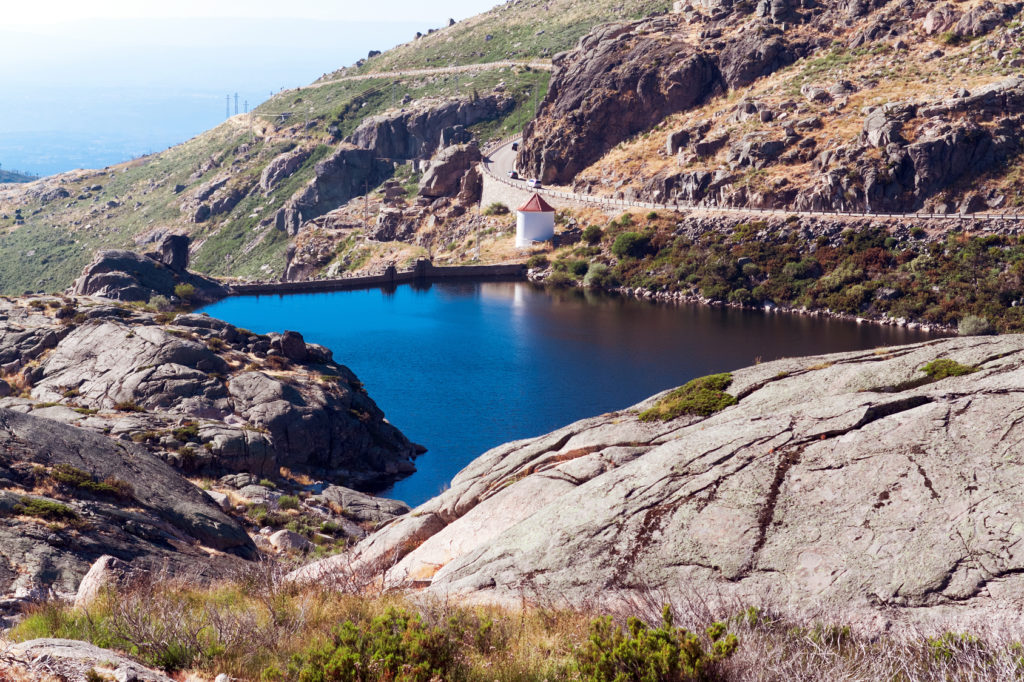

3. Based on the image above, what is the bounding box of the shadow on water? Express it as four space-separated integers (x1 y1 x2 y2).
202 281 943 506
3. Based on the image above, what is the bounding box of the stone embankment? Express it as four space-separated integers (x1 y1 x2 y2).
232 260 525 295
294 333 1024 630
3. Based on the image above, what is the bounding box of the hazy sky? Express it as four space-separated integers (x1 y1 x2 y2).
1 1 501 174
4 0 497 25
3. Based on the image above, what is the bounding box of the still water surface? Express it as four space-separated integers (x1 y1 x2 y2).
202 282 938 506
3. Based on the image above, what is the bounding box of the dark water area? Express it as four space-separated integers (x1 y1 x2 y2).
201 282 940 506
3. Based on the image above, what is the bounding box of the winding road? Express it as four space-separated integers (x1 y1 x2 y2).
482 137 1024 223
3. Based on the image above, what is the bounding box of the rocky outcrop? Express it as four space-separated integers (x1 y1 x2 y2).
418 144 482 198
273 145 392 236
348 95 514 160
0 296 419 490
260 146 312 193
295 335 1024 629
179 174 254 223
69 236 230 305
6 639 174 682
0 406 255 598
518 17 722 184
520 0 1022 194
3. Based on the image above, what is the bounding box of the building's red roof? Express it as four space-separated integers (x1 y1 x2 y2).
517 193 555 213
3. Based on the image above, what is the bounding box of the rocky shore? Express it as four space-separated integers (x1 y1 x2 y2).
295 333 1024 631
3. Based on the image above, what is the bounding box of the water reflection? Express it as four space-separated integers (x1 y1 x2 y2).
202 282 940 506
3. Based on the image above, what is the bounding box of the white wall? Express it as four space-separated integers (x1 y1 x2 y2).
516 211 555 247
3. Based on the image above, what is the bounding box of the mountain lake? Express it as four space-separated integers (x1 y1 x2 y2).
201 281 940 506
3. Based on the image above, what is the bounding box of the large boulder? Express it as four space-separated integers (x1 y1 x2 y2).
69 240 230 305
418 144 482 198
294 335 1024 630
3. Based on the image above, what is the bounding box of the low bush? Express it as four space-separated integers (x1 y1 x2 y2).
114 400 145 413
583 263 617 289
277 495 300 511
172 423 201 442
50 464 133 500
526 254 549 269
546 271 575 288
575 605 737 682
611 231 652 259
173 283 196 301
482 202 510 216
13 496 82 525
286 607 462 681
958 314 995 336
922 358 977 380
583 225 604 244
639 373 738 421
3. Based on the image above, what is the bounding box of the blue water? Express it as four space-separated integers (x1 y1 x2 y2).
202 282 938 506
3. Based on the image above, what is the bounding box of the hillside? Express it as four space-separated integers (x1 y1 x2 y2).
0 168 36 184
0 0 672 296
2 0 1024 337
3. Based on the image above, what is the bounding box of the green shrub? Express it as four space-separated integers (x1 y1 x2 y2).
173 423 201 442
639 374 738 422
938 31 965 45
582 225 604 244
611 232 651 259
575 605 738 682
927 631 983 661
173 283 196 301
114 400 145 413
148 294 172 312
728 288 755 306
583 263 617 289
278 495 300 511
526 254 550 269
259 479 277 489
555 259 590 277
483 202 510 216
48 464 133 501
13 497 81 525
921 358 977 380
958 315 995 336
546 271 575 287
286 607 462 682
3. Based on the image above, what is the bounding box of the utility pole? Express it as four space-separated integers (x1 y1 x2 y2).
225 94 231 118
234 93 239 115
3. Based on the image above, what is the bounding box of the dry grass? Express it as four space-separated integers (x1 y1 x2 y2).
10 564 1024 681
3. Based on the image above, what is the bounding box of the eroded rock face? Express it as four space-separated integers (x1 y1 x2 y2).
294 335 1024 629
273 145 392 236
0 406 255 597
0 297 419 490
261 146 312 193
418 144 482 198
518 17 722 184
348 95 514 160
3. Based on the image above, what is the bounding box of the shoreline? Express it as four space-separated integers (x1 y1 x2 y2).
219 266 957 337
526 272 959 336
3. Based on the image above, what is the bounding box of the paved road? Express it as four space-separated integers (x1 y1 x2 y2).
299 60 554 92
481 137 1024 223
